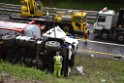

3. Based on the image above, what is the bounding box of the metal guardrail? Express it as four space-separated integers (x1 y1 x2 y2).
0 3 98 23
0 8 20 13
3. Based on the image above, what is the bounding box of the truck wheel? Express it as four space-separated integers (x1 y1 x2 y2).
45 41 60 51
36 59 43 70
62 25 73 33
63 26 69 32
117 35 124 42
2 33 16 40
101 32 109 39
2 34 16 47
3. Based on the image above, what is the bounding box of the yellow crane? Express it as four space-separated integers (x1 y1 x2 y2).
20 0 88 34
21 0 43 17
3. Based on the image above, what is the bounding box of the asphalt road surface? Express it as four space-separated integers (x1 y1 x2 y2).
77 24 124 60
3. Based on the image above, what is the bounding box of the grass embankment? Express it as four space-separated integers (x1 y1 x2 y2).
0 54 124 83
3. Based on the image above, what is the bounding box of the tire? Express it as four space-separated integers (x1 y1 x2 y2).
62 25 73 33
2 33 16 40
100 31 109 39
63 26 69 32
36 59 43 70
45 41 60 51
2 34 16 47
117 35 124 42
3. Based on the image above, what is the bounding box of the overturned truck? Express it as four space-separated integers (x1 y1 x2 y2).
0 21 79 77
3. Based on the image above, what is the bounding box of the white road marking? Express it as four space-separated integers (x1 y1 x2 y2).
82 49 124 58
77 38 124 47
89 40 124 47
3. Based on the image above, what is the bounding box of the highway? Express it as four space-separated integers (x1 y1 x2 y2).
77 24 124 60
0 11 124 60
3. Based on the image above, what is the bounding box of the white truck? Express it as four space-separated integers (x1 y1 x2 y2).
0 21 79 77
93 8 124 42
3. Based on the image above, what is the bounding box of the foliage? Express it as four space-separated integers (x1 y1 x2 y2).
52 1 123 11
0 54 124 83
0 0 123 11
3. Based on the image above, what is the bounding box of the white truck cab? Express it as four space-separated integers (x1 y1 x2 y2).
94 9 115 30
94 8 116 39
93 8 124 42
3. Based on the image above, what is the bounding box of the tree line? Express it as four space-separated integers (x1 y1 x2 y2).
59 0 124 3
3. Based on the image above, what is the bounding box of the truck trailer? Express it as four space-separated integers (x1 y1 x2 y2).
93 8 124 42
0 21 79 77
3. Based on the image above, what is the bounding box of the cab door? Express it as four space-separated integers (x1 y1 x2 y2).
95 15 106 30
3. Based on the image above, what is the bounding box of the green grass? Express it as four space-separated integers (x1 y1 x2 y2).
52 1 124 11
73 54 124 83
0 54 124 83
0 61 49 80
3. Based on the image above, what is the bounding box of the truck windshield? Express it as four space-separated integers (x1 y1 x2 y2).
74 16 86 24
95 14 99 22
36 0 43 11
98 15 106 22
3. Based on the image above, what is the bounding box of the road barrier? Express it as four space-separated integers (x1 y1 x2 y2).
0 3 98 23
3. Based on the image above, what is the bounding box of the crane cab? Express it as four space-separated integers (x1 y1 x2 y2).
54 11 87 33
21 0 43 17
71 11 87 31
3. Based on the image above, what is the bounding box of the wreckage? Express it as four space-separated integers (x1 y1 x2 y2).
0 21 79 76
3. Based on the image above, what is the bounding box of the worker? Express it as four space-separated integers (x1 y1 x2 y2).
46 11 50 16
29 20 36 24
53 51 63 77
83 23 89 45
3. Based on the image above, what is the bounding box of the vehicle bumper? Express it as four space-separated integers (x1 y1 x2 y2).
93 29 101 35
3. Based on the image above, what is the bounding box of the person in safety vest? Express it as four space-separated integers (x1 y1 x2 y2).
83 23 89 45
53 51 63 77
46 11 50 16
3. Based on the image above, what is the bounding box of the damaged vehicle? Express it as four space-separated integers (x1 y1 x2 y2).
0 21 79 76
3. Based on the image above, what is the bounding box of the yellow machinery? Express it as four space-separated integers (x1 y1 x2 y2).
54 11 87 33
20 0 87 33
71 11 87 32
21 0 43 17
